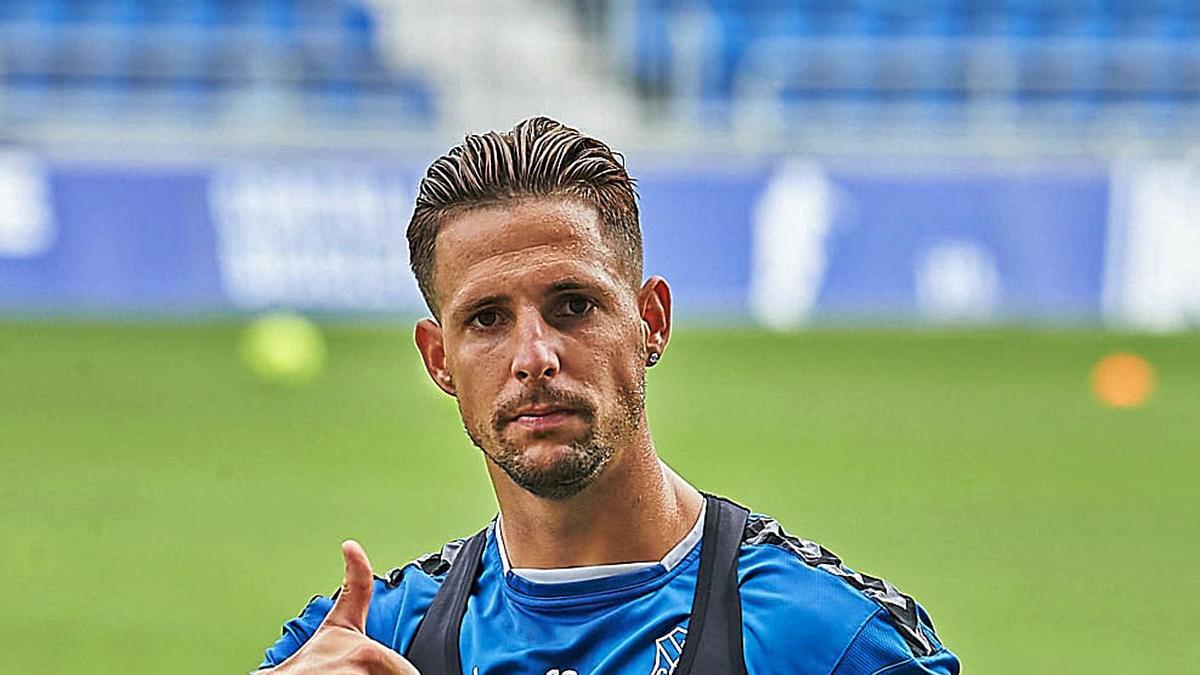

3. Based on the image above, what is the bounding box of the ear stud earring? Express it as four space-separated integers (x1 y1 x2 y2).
647 351 660 367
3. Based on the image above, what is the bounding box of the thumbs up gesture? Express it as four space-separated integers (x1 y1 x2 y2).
265 541 419 674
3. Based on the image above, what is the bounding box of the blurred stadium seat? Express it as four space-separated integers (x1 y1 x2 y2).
604 0 1200 138
2 0 1197 145
0 0 436 128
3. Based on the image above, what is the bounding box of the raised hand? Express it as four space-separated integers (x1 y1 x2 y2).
265 541 419 674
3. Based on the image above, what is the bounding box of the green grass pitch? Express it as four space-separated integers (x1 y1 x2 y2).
1 321 1197 673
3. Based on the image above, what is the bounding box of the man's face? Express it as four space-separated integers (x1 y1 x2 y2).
418 198 657 500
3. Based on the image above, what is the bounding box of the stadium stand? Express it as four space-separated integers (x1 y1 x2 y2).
0 0 436 128
1 0 1196 149
603 0 1200 137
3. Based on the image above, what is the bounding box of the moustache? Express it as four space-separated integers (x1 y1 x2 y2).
492 386 596 432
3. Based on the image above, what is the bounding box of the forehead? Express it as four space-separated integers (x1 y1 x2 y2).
433 197 624 309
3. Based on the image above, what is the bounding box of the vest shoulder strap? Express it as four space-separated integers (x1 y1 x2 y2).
405 526 488 675
674 493 750 675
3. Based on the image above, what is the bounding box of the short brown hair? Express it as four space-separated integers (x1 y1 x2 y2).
407 116 641 315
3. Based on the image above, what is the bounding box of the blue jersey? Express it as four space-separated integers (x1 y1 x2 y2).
260 512 959 675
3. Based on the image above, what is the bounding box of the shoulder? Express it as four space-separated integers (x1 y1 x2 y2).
257 534 477 670
370 535 476 649
386 533 474 601
737 514 959 675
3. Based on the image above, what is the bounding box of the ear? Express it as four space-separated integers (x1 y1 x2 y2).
638 275 672 362
414 318 457 396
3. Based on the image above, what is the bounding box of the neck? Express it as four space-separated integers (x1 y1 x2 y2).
488 430 704 569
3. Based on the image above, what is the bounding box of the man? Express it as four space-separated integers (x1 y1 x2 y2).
257 117 959 675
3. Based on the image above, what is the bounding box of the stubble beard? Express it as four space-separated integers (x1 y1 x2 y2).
464 377 646 501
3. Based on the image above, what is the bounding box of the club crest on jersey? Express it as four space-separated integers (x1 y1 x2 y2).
649 626 688 675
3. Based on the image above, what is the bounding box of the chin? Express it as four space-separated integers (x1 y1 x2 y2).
490 435 614 501
518 437 584 466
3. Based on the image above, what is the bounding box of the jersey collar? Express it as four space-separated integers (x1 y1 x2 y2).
492 499 706 586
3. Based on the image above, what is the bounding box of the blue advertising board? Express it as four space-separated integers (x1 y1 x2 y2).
0 150 1188 328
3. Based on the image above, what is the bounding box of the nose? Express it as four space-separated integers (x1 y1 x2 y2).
511 309 560 384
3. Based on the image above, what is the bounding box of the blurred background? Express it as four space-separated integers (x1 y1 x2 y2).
1 1 1198 673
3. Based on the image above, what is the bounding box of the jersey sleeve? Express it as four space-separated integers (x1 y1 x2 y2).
256 565 442 671
257 593 334 670
830 606 960 675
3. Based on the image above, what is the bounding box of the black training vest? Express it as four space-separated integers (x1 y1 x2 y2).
406 494 750 675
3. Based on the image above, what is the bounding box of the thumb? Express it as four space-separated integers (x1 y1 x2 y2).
324 539 375 633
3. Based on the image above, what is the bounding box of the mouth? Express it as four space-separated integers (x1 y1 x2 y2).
507 406 580 432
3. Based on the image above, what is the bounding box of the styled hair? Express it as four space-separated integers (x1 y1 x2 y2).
407 116 641 315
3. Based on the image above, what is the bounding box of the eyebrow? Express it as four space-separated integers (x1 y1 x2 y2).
548 277 617 302
457 294 508 320
548 279 591 293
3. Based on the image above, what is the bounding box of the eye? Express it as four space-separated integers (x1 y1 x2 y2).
562 296 594 317
470 309 501 328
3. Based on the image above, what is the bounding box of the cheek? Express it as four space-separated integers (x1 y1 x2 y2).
449 343 507 418
455 374 492 413
450 336 507 382
455 384 495 441
587 329 643 390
